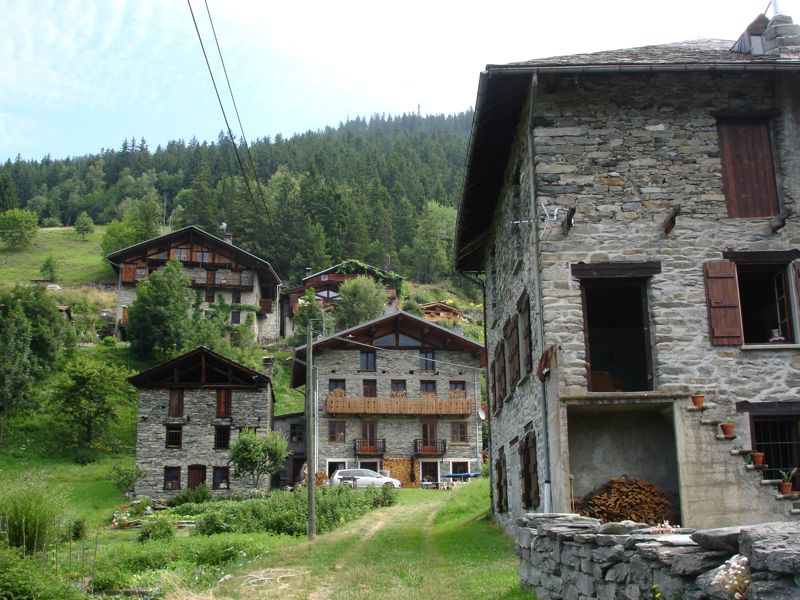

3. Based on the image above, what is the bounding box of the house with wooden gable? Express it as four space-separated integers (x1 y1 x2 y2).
105 226 282 345
290 311 485 487
419 301 463 324
456 13 800 533
129 346 274 497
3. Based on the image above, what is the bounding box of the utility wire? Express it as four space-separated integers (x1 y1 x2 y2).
201 0 275 229
327 335 484 372
186 0 274 234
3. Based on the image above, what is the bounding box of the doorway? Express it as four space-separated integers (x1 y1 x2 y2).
188 465 207 490
361 421 377 453
420 461 439 483
421 421 437 454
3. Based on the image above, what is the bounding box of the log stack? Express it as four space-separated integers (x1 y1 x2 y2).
575 476 676 525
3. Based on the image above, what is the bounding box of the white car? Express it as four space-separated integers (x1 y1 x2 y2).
329 468 401 489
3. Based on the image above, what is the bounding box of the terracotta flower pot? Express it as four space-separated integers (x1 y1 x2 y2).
691 393 705 408
778 482 793 495
720 422 735 437
751 452 765 466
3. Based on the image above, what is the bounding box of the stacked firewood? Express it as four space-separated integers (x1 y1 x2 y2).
575 476 675 525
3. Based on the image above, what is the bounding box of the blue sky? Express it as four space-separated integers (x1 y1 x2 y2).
1 0 797 162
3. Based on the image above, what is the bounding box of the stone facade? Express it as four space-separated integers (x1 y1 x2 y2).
272 412 307 488
517 514 800 600
456 23 800 536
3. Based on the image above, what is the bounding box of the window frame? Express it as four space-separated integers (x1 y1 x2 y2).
420 380 437 394
419 350 436 372
362 379 377 398
214 425 231 450
168 389 184 418
328 379 346 392
289 423 305 443
212 466 230 490
216 389 232 419
450 421 468 444
164 466 181 490
359 351 376 372
230 310 241 325
328 420 346 443
165 425 182 449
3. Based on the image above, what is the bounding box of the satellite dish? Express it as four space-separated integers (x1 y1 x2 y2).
478 407 486 421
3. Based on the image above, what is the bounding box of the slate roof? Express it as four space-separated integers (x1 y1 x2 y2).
455 38 800 271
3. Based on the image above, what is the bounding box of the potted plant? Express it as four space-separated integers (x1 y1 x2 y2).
719 422 736 437
778 468 797 495
690 391 705 408
751 451 765 466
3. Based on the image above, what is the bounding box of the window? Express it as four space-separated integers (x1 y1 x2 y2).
451 461 469 475
504 317 520 389
165 425 182 448
212 466 230 490
390 380 407 395
705 254 799 345
518 291 533 376
359 351 376 371
214 425 231 450
419 350 435 372
329 379 346 392
328 421 346 443
232 290 241 304
572 263 661 392
363 379 377 397
169 389 183 417
205 288 215 303
420 380 437 394
495 449 508 513
716 117 779 218
493 342 506 411
164 466 181 490
154 248 167 260
520 431 540 509
195 250 212 263
449 381 466 391
290 423 304 443
450 422 468 443
217 389 232 418
174 247 190 261
230 311 241 324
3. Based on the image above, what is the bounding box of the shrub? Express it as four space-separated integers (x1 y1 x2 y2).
41 216 64 227
68 517 86 541
0 546 86 599
194 511 233 536
0 472 66 555
91 567 131 593
128 496 151 517
138 517 176 543
101 335 117 347
167 483 212 507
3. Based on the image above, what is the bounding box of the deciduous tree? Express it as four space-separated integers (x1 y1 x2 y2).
228 430 291 488
334 276 386 330
0 305 32 444
74 211 95 240
0 209 38 251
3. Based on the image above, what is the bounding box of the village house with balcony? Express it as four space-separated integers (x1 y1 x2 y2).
456 13 800 534
106 225 282 345
290 311 485 487
129 346 274 497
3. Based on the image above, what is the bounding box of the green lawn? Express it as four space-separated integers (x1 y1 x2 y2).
0 226 114 288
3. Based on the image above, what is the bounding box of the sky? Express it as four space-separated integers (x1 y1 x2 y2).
1 0 797 162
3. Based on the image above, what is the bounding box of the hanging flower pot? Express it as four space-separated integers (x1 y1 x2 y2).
690 392 705 408
720 422 736 437
751 452 765 466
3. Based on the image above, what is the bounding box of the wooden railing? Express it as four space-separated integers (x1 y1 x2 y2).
326 391 472 416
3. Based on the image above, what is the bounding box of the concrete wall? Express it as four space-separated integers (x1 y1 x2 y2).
483 71 800 532
135 387 272 497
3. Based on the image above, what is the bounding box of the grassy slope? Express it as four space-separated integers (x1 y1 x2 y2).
0 226 114 288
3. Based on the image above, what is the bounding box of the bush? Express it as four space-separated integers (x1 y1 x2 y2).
138 517 176 543
101 335 117 347
108 463 145 495
91 567 131 593
167 483 212 507
0 546 86 599
128 496 151 517
68 517 86 541
41 216 64 227
193 511 233 535
0 472 66 555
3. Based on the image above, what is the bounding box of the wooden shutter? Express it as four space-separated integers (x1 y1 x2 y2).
716 118 779 218
121 264 136 283
704 260 744 345
520 431 540 509
518 291 533 375
489 364 497 414
505 317 520 388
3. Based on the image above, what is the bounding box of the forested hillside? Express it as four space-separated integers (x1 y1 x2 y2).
0 112 473 283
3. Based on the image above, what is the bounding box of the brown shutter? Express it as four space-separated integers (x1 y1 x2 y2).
121 264 136 283
704 260 744 345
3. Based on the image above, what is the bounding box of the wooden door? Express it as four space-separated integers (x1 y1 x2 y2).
188 465 206 490
206 269 215 285
361 421 377 453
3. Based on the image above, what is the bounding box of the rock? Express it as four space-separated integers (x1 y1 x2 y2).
691 526 742 552
739 522 800 572
599 520 648 534
671 550 731 576
748 579 800 599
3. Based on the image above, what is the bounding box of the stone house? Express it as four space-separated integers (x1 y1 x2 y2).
455 14 800 532
129 346 273 497
290 311 485 486
106 225 282 345
272 411 307 488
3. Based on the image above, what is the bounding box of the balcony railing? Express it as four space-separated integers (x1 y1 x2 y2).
354 439 386 455
414 439 447 456
326 390 472 416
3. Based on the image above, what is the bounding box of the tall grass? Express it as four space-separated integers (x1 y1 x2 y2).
0 472 66 555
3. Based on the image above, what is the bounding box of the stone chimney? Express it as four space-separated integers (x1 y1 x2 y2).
224 233 233 244
262 355 274 381
763 13 800 56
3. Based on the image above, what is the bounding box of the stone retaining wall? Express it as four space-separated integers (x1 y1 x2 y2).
517 513 800 599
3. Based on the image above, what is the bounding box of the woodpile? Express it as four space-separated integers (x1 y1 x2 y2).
574 476 676 525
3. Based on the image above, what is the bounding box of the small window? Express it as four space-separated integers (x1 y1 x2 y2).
154 248 167 260
328 421 346 443
359 351 376 371
214 425 231 450
420 380 437 394
451 461 469 475
450 422 468 443
230 311 241 325
169 389 183 417
165 425 182 448
195 250 212 263
329 379 346 392
290 423 304 443
390 380 407 394
164 466 181 490
419 350 435 372
217 389 232 418
738 263 795 344
174 248 190 261
363 379 377 397
212 466 230 490
449 381 466 391
205 288 215 303
232 290 241 304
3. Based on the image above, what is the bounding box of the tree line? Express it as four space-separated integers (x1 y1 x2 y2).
0 112 472 284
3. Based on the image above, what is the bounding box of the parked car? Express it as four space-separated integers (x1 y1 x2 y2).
328 469 401 488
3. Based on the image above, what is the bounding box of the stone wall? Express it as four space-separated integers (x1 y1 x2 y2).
483 70 800 531
517 513 800 600
135 387 271 497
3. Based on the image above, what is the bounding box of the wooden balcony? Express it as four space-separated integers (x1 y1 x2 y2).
326 390 472 416
354 439 386 455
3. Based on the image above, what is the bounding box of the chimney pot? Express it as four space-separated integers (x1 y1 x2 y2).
262 355 274 380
